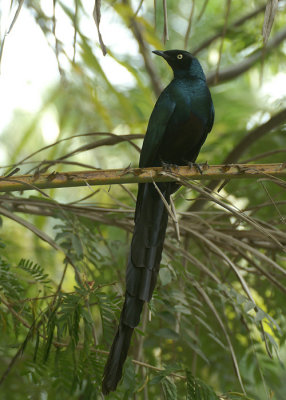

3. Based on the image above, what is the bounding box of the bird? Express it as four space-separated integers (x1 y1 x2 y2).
102 49 214 395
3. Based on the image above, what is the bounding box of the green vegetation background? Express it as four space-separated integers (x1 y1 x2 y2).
0 0 286 399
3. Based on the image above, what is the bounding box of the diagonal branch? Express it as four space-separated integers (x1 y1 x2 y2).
206 27 286 85
192 3 266 55
122 0 163 96
223 108 286 163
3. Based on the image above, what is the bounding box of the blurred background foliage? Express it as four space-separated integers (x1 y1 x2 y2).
0 0 286 399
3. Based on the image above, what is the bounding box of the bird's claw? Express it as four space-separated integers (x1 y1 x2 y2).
187 162 204 175
161 161 179 172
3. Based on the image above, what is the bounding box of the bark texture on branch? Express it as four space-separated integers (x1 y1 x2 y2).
0 163 285 193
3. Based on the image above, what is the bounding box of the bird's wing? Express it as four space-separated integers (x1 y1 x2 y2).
207 95 215 134
139 91 176 168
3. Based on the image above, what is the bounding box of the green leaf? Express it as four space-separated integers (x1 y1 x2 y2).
17 258 50 284
162 377 177 400
186 371 220 400
71 234 84 258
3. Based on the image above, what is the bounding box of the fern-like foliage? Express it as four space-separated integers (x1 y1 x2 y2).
186 370 220 399
18 258 50 284
0 257 24 301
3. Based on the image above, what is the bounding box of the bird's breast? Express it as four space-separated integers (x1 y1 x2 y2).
158 82 211 164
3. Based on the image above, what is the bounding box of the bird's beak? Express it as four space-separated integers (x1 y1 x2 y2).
152 50 169 60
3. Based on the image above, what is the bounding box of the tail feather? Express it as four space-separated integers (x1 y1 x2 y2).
102 323 134 395
102 294 143 395
102 182 171 394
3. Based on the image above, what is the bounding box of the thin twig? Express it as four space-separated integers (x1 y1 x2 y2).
184 0 195 49
197 0 209 21
170 195 180 241
53 0 64 76
0 132 142 173
241 148 286 163
72 0 78 62
214 0 231 84
192 3 266 54
123 0 163 96
189 107 286 212
193 281 246 394
134 0 144 17
162 0 169 44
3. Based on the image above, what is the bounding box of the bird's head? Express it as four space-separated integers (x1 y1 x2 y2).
152 49 206 80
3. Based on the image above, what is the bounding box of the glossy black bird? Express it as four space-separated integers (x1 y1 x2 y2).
102 50 214 395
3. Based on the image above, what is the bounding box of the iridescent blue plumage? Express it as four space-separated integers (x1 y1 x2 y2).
102 50 214 394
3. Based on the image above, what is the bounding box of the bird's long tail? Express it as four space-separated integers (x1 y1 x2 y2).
102 182 172 395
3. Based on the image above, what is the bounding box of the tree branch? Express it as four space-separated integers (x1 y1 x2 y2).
0 163 285 193
189 108 286 211
224 108 286 163
122 0 163 97
192 4 266 55
206 27 286 85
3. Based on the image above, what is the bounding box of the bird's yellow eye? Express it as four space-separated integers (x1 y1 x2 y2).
177 54 183 59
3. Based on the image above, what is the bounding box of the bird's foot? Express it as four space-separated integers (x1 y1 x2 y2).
187 161 205 175
161 161 180 172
